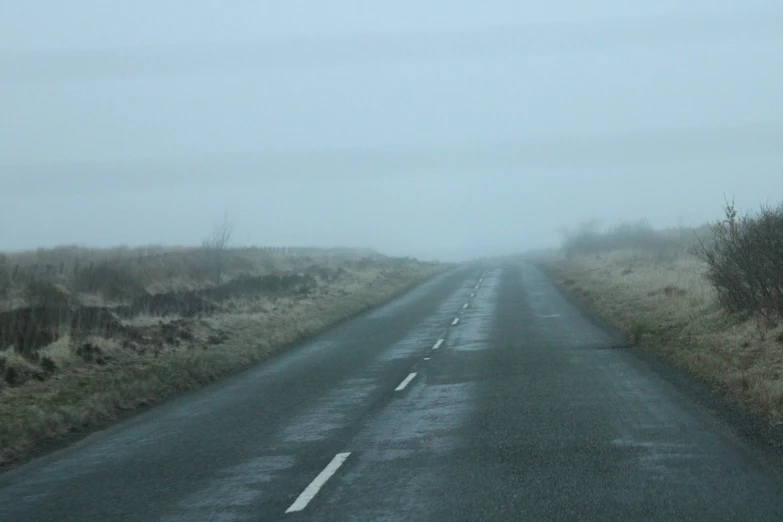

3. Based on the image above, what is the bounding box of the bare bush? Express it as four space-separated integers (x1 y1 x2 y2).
201 213 234 283
691 200 783 319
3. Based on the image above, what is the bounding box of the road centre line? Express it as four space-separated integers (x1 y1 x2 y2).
432 339 444 350
452 318 460 326
285 453 351 513
463 303 469 309
395 372 418 391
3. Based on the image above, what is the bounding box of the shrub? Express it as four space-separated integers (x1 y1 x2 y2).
201 213 234 283
40 355 57 374
629 322 649 344
691 200 783 319
71 262 146 301
23 278 70 308
561 219 682 258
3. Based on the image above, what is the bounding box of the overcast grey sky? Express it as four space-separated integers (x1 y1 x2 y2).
2 1 782 260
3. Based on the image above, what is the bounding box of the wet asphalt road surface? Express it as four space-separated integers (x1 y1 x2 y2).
2 260 783 521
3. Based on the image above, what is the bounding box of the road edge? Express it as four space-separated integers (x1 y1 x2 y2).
0 264 459 474
533 260 783 473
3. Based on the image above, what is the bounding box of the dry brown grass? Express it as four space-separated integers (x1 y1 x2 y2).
0 246 445 467
0 245 385 309
544 248 783 426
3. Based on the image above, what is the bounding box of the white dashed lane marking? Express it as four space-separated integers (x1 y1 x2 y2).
288 271 489 514
395 373 418 392
285 453 351 513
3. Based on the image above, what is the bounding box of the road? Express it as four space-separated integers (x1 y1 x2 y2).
2 260 783 521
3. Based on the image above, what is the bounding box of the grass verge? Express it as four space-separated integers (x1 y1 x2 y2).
0 260 447 468
542 249 783 426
